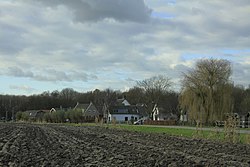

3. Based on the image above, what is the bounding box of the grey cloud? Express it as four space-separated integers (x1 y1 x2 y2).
173 64 191 74
157 1 250 50
34 70 98 82
34 0 152 23
7 67 34 78
1 0 250 93
0 24 28 54
70 71 98 81
126 78 135 82
34 70 71 82
4 67 97 82
232 62 250 86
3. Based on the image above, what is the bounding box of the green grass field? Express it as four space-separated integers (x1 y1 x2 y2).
63 123 250 144
105 124 250 144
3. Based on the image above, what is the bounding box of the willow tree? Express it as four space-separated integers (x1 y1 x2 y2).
179 59 233 124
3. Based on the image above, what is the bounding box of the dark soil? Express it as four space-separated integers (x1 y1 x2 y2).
0 123 249 167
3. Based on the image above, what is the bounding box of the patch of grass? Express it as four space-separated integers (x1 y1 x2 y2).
244 134 250 144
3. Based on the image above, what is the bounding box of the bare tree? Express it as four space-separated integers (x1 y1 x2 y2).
123 87 146 105
137 75 172 117
137 75 172 102
60 88 78 108
179 59 233 124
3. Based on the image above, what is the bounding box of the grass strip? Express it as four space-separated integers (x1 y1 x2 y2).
106 124 249 144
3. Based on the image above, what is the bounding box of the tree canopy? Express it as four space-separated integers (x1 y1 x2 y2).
136 75 174 117
136 75 172 103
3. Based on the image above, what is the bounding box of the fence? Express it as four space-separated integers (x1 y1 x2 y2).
215 120 250 128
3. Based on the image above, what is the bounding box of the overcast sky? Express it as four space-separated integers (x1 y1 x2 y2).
0 0 250 95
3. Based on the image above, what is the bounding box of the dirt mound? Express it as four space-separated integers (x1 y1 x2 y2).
0 123 249 166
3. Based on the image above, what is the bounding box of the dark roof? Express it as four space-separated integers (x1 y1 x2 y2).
117 99 124 104
74 102 100 116
74 103 90 110
24 110 45 118
109 105 139 115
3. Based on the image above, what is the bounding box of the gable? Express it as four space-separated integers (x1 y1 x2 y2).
83 103 100 116
122 99 130 106
74 103 89 111
116 98 131 106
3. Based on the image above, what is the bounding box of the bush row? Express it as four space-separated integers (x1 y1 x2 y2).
15 110 97 123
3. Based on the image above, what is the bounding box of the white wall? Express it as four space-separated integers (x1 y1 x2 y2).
108 114 139 122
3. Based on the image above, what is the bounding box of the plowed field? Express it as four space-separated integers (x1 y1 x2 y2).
0 123 249 167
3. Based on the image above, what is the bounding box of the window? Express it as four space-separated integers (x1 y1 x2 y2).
125 117 128 121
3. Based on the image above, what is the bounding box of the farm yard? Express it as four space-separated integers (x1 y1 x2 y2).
0 123 250 166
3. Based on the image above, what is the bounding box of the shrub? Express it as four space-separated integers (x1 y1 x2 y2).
21 112 29 121
15 112 23 121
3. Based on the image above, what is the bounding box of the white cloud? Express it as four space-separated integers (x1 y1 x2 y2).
9 85 37 93
0 0 250 94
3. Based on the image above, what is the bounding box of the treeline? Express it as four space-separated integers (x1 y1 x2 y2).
0 88 117 120
1 85 250 121
232 85 250 115
0 85 179 120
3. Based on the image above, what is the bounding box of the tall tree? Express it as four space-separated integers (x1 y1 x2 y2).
240 87 250 115
123 87 146 105
232 85 245 115
179 59 233 124
60 88 77 108
136 75 172 117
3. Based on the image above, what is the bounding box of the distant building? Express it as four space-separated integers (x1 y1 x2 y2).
24 109 50 121
180 110 188 122
152 103 178 121
108 105 140 122
108 98 141 123
74 102 100 122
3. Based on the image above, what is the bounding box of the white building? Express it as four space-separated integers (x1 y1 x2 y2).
108 98 140 122
108 105 140 122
